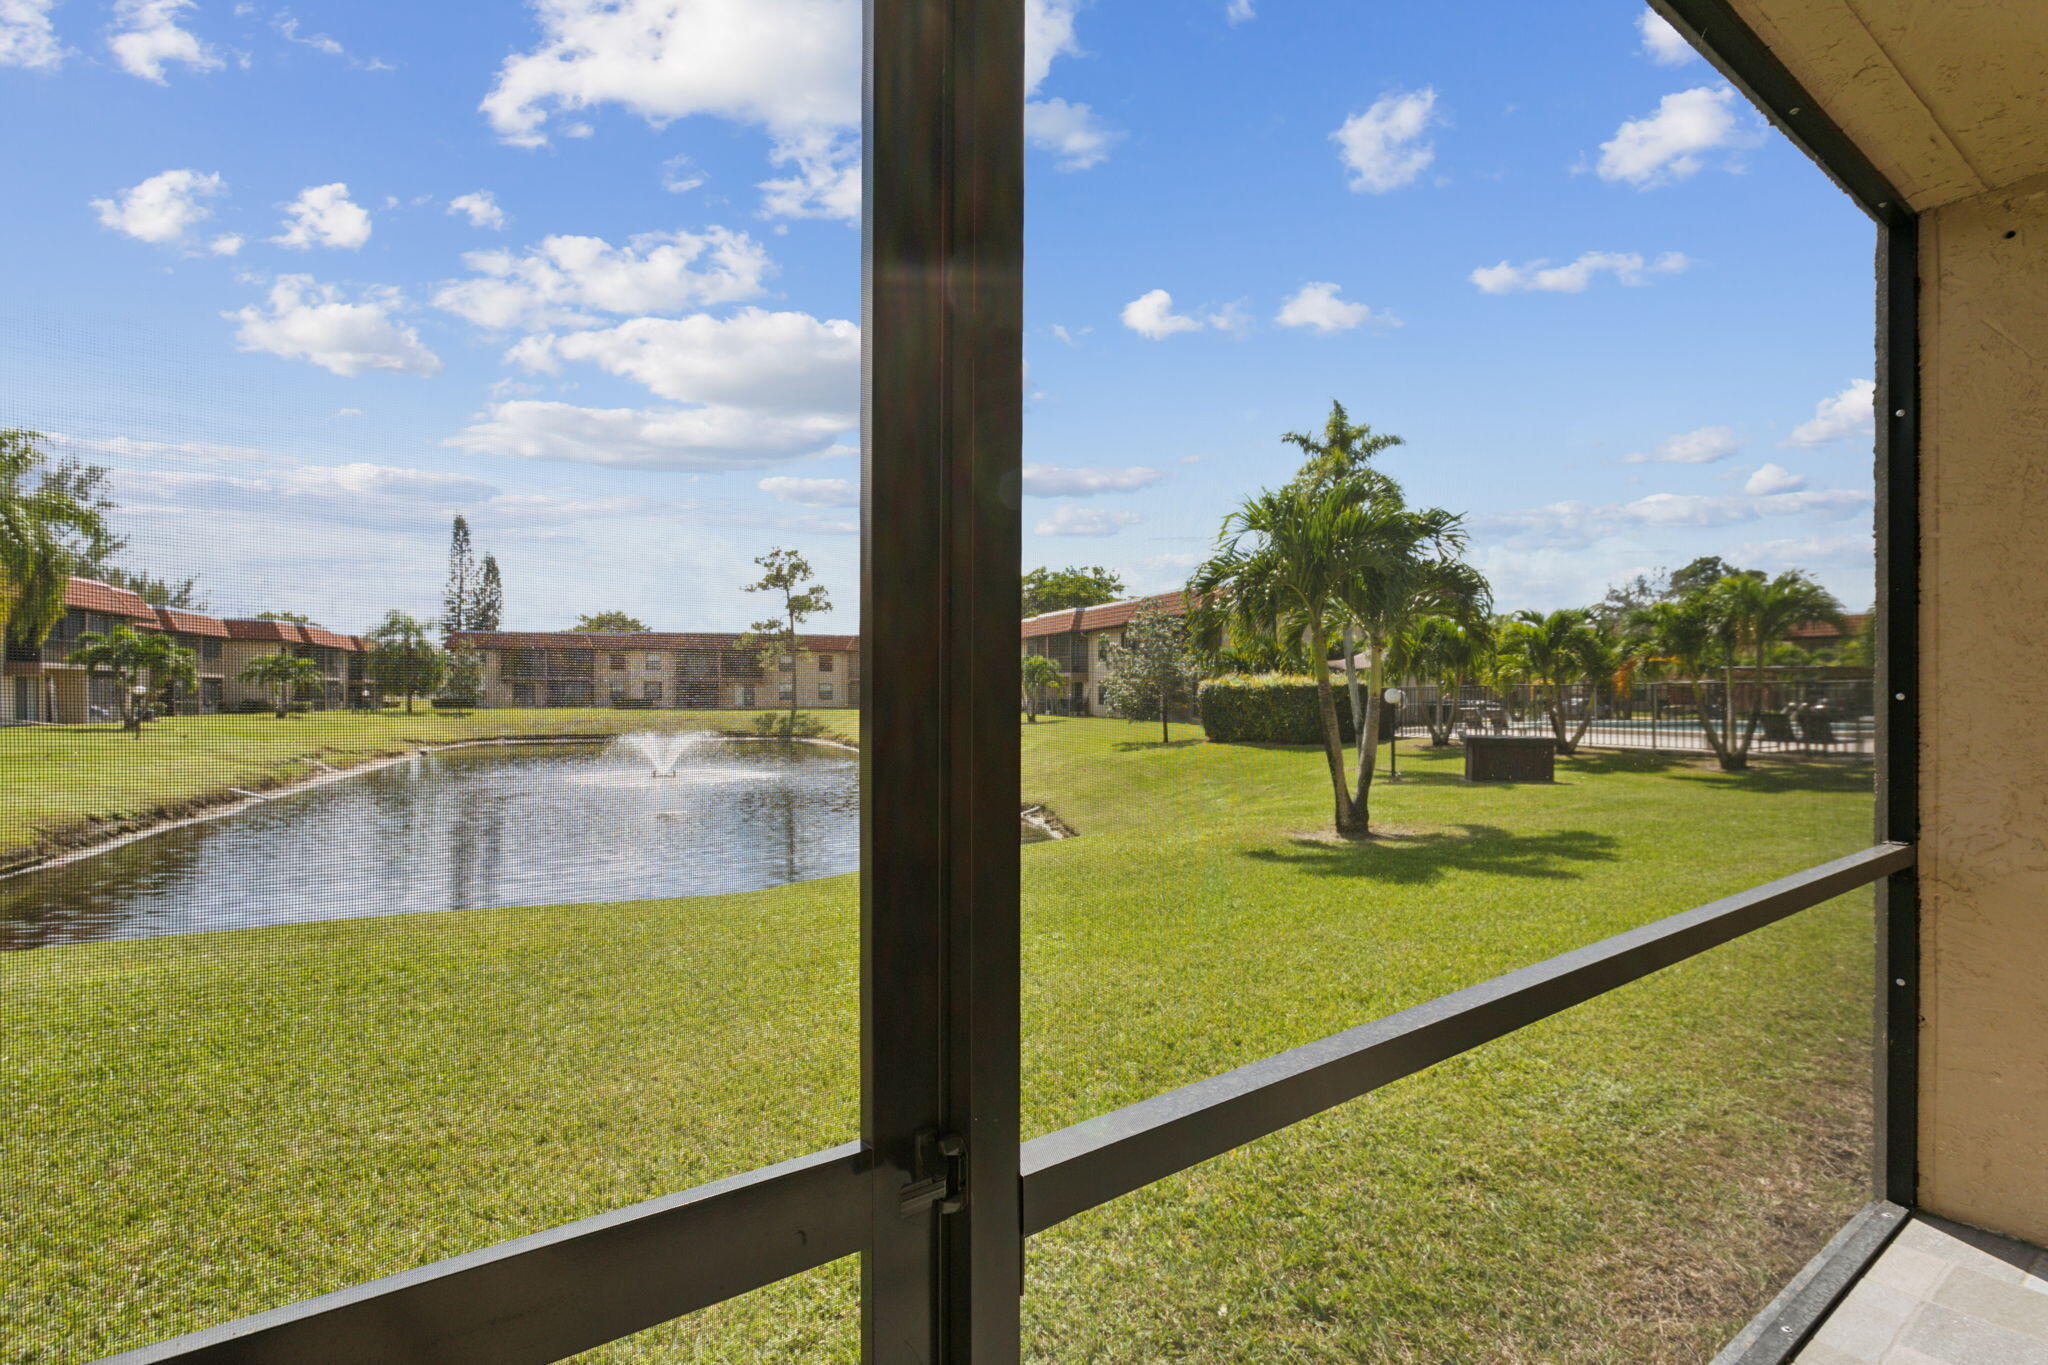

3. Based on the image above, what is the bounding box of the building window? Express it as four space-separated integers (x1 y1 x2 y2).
738 686 755 707
779 687 796 701
643 682 663 703
818 684 834 701
818 655 834 672
1097 636 1112 662
778 657 795 673
645 656 662 671
609 653 626 671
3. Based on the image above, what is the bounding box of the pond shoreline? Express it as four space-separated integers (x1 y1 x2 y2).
1 731 861 880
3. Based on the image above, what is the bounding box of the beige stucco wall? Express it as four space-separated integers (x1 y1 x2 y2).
1917 170 2048 1244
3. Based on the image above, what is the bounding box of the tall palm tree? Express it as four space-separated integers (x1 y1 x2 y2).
1391 614 1493 745
0 430 115 652
1191 475 1379 835
1705 571 1843 763
1633 596 1742 768
1499 608 1612 754
1283 400 1406 740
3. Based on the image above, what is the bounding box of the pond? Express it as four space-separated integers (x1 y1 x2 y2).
0 735 860 950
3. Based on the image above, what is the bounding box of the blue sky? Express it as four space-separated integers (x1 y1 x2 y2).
0 0 1879 635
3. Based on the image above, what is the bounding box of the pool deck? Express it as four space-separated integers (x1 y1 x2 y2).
1794 1215 2048 1364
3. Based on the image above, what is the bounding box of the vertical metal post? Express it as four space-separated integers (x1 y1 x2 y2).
1872 215 1921 1207
862 0 1024 1359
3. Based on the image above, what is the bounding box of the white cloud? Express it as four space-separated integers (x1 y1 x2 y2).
1020 464 1164 497
209 232 244 256
447 191 507 230
1595 86 1750 187
1636 11 1696 66
483 0 1094 212
228 275 443 378
1034 505 1140 537
0 0 62 69
661 154 706 194
758 475 858 507
273 183 373 250
1274 282 1401 334
434 228 771 329
108 0 219 82
1745 463 1807 495
516 308 858 416
1469 250 1689 294
1120 289 1204 340
333 407 364 418
91 168 225 245
1225 0 1254 25
757 130 861 221
1786 378 1876 448
1486 484 1871 550
273 13 386 68
1622 424 1738 465
448 400 845 470
1332 88 1440 193
1026 97 1119 171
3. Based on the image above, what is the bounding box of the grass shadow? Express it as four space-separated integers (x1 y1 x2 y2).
1242 822 1621 886
1670 760 1875 797
1110 738 1204 752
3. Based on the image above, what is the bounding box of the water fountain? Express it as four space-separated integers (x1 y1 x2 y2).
605 730 714 778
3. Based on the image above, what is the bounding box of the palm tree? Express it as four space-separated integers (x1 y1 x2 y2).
1710 571 1843 741
1020 654 1063 722
0 430 115 655
239 651 322 718
1499 608 1611 754
1634 596 1743 768
1191 475 1378 835
1391 614 1493 745
70 626 196 735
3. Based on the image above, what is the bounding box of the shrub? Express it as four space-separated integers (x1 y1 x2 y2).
1198 674 1374 746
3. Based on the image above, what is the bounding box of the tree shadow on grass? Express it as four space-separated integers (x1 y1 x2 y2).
1242 823 1621 886
1110 738 1204 752
1668 760 1874 797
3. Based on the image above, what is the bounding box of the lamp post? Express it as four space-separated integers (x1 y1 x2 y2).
1383 686 1405 781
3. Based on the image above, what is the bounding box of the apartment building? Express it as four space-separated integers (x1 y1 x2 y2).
2 576 366 723
448 631 862 710
1020 590 1188 717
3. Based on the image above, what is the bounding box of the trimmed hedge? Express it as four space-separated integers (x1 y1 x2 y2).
1199 674 1384 745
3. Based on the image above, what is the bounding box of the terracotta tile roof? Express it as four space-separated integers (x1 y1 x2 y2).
1021 590 1189 639
224 619 310 644
1787 612 1872 642
152 607 229 638
449 631 861 653
300 625 361 651
63 577 158 621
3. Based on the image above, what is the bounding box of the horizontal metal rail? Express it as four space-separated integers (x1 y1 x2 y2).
94 843 1911 1364
96 1142 869 1365
1020 843 1913 1234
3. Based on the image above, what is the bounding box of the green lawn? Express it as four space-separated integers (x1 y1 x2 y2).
1 719 1877 1363
0 707 860 870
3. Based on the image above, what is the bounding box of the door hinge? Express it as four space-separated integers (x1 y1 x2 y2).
898 1130 967 1216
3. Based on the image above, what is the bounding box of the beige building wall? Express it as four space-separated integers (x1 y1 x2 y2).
1916 174 2048 1245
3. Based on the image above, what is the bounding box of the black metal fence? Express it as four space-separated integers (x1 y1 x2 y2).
1395 676 1876 759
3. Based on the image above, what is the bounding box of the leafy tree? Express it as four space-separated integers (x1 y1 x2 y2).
255 610 314 625
1499 608 1613 754
239 651 322 719
1390 614 1493 746
1634 596 1741 767
71 625 196 734
574 611 650 633
1020 653 1064 722
366 610 448 714
1593 570 1666 633
472 554 504 631
1668 555 1748 599
443 645 485 708
743 547 832 735
1021 565 1126 617
0 430 117 654
442 515 475 639
1100 603 1198 744
1283 399 1405 496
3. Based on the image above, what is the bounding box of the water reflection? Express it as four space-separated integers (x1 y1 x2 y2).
2 738 859 950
